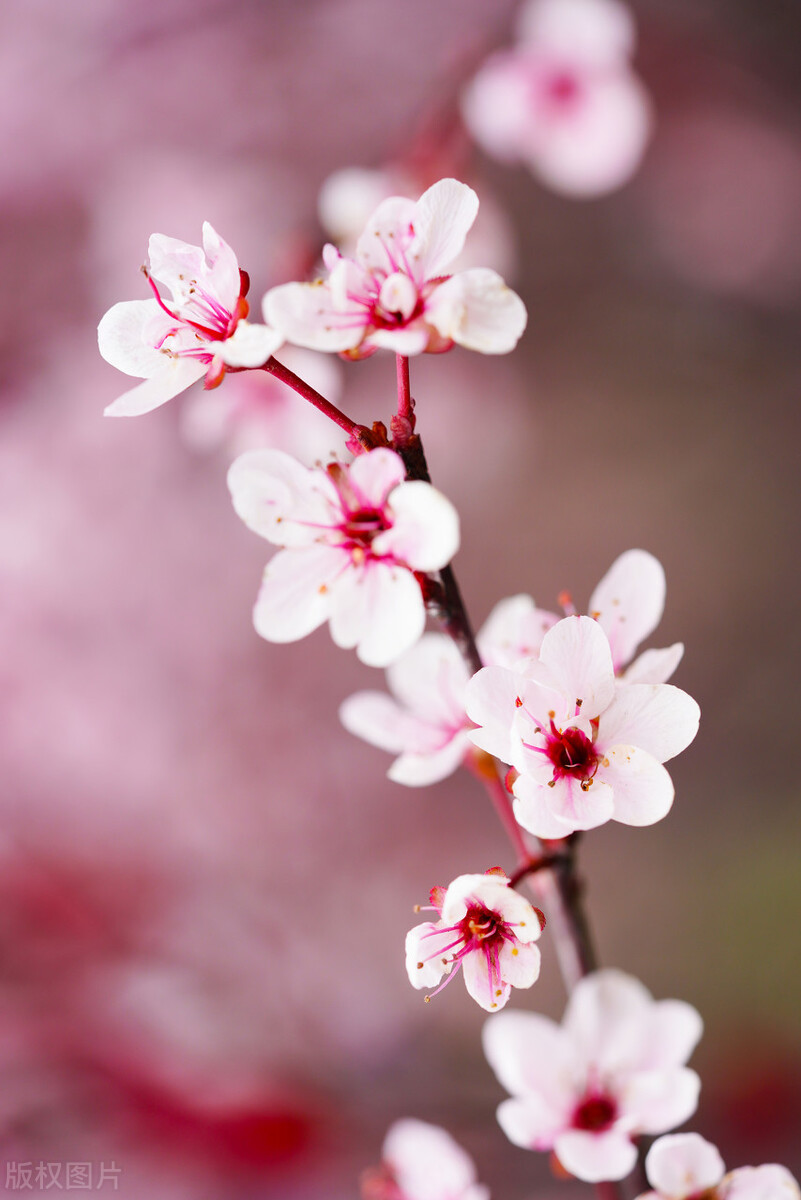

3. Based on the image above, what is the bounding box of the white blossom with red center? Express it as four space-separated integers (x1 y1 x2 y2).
405 870 544 1012
99 222 282 416
264 178 527 360
637 1134 800 1200
362 1118 489 1200
483 969 703 1182
461 0 652 197
227 447 459 667
465 614 700 838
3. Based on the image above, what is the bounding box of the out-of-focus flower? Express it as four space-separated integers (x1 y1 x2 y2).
466 614 700 838
181 345 347 464
405 869 543 1012
99 222 281 416
227 447 459 667
462 0 652 197
637 1133 800 1200
265 178 527 359
483 969 702 1182
362 1118 490 1200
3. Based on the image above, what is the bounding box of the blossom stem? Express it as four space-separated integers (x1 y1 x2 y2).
257 358 376 449
392 354 415 447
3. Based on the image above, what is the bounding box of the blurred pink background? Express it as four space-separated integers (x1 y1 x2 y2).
1 0 800 1196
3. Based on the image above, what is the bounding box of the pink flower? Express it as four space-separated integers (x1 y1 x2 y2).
99 222 282 416
638 1134 799 1200
227 447 459 667
462 0 653 197
588 549 684 684
465 614 700 837
483 969 702 1182
362 1118 489 1200
405 870 544 1012
264 178 527 359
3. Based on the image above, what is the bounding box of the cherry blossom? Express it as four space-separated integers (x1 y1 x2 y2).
362 1118 489 1200
227 447 459 667
483 969 703 1182
405 870 544 1012
264 178 527 359
99 222 282 416
589 549 684 684
462 0 653 197
465 614 700 838
637 1133 800 1200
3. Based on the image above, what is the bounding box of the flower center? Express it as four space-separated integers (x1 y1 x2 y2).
460 904 505 949
544 69 581 106
572 1091 618 1133
545 721 598 783
342 507 391 546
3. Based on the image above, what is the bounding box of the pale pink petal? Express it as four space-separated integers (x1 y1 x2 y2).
483 1010 581 1106
405 922 456 990
330 559 425 666
383 1118 485 1200
389 729 472 786
642 1002 704 1070
98 299 175 377
517 0 636 65
219 321 283 368
227 448 338 545
377 481 460 572
554 1128 638 1183
498 939 542 988
589 549 666 671
601 745 675 827
103 358 207 417
514 772 615 836
619 1067 701 1134
512 778 585 839
624 644 684 685
426 268 527 354
478 594 559 670
347 447 406 509
564 970 654 1068
465 666 531 766
531 72 652 198
461 56 532 163
355 195 418 275
645 1133 725 1198
318 167 395 243
723 1166 800 1200
366 325 432 356
462 946 510 1011
201 220 242 312
339 692 443 756
411 178 480 279
597 684 700 763
538 616 616 719
253 545 340 643
495 1096 569 1151
263 281 363 353
386 633 469 726
147 231 207 299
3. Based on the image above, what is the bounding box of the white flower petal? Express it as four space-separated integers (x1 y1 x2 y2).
339 691 441 756
461 56 532 163
103 357 207 417
383 1118 484 1200
389 731 472 787
512 778 585 839
264 281 363 353
355 195 419 275
624 643 684 685
598 683 700 763
498 939 542 988
377 480 460 572
478 594 559 670
554 1128 638 1183
227 448 338 545
483 1010 580 1106
201 221 241 313
465 666 530 767
602 745 675 827
98 299 174 377
539 616 617 718
366 325 432 356
330 559 425 667
564 970 654 1069
723 1166 800 1200
645 1133 725 1198
386 633 469 726
347 447 406 509
462 947 510 1012
253 545 340 643
514 773 615 836
619 1067 701 1135
219 321 283 368
411 178 480 279
405 922 456 990
426 268 527 355
495 1096 568 1152
590 549 666 671
517 0 637 64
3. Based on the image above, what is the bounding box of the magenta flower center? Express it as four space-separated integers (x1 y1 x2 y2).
460 904 506 950
572 1091 618 1133
545 721 598 782
342 507 391 548
545 69 581 106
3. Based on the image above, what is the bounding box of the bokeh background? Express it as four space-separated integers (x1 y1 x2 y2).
1 0 800 1196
